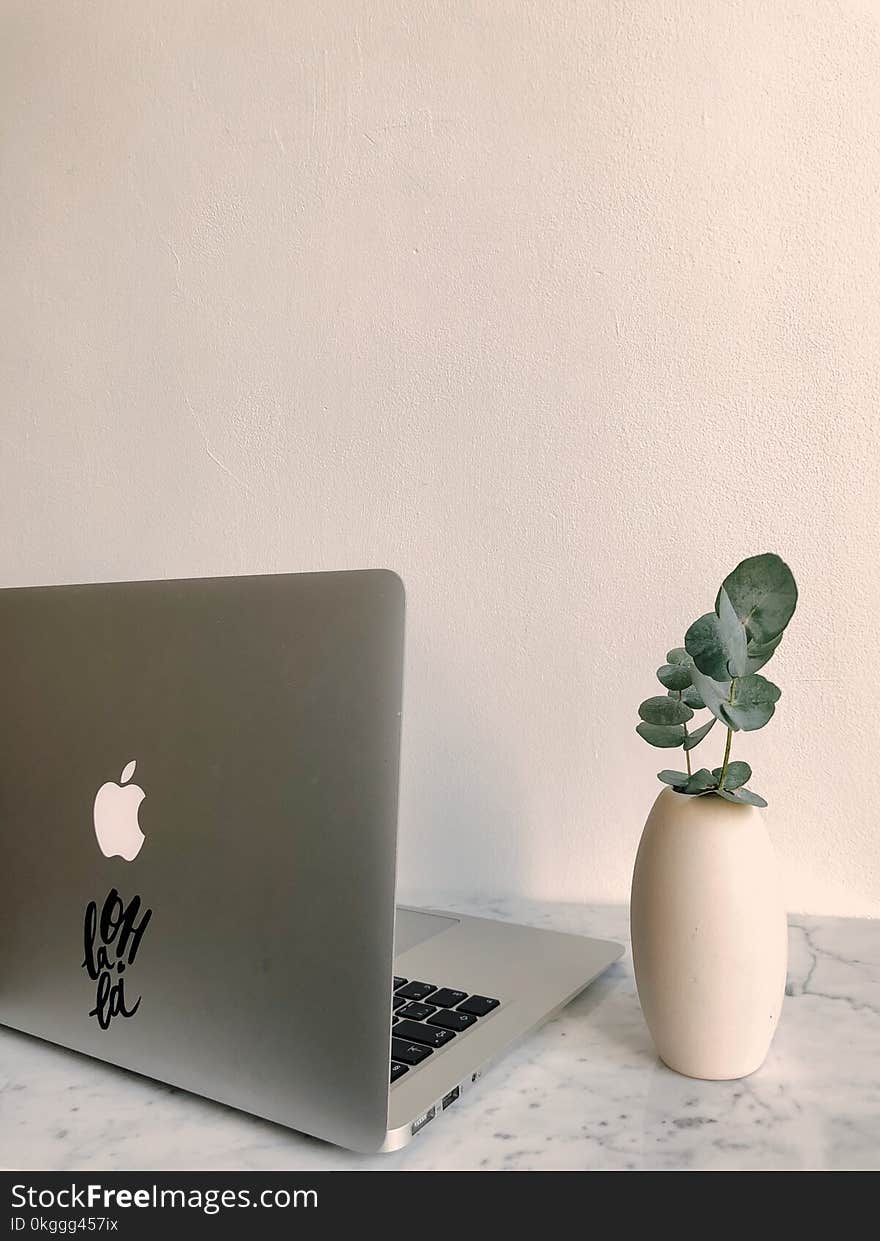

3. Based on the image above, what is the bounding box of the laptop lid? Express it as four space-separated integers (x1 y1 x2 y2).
0 569 405 1152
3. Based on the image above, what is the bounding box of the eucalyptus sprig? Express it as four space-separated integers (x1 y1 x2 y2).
636 553 798 807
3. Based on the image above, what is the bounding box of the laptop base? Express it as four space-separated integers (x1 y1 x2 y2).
383 908 622 1151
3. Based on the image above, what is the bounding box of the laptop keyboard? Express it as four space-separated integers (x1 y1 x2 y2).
390 976 500 1084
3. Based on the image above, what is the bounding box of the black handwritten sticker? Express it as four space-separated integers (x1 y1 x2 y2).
82 888 152 1029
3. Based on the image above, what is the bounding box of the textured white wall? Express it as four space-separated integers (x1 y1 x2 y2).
2 2 878 915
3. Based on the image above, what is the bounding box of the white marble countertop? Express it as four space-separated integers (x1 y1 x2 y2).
1 899 877 1171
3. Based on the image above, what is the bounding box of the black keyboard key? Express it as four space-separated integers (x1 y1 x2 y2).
391 1037 433 1065
394 1019 456 1048
395 981 437 1001
428 1008 477 1032
393 977 407 989
428 988 468 1009
390 1061 409 1082
398 1001 437 1021
392 995 406 1010
457 995 500 1017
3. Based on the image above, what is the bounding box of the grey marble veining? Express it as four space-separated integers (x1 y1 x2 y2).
1 900 877 1171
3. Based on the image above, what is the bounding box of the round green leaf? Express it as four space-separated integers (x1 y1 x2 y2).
734 786 768 807
685 613 726 679
639 695 694 725
689 667 735 727
636 721 685 748
716 785 768 808
711 760 752 790
666 648 692 666
722 674 781 732
668 686 706 709
657 769 689 788
717 587 750 677
682 685 706 710
718 553 798 645
716 787 747 805
656 663 691 691
685 593 748 681
683 715 716 751
683 768 716 794
743 632 783 674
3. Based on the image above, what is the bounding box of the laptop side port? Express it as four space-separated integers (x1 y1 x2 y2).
441 1086 460 1110
411 1105 436 1136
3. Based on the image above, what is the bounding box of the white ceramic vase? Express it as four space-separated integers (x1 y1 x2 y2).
630 786 787 1080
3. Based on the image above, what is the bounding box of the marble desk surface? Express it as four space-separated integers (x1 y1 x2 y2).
1 899 877 1172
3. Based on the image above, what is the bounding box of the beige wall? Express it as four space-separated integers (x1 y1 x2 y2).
3 2 878 915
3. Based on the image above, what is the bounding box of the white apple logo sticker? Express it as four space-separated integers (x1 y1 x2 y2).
93 760 146 861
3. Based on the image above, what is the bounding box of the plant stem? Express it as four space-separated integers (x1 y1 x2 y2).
718 674 737 790
678 690 692 776
719 727 732 789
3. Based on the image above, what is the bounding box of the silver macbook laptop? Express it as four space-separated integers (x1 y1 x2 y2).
0 569 621 1153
